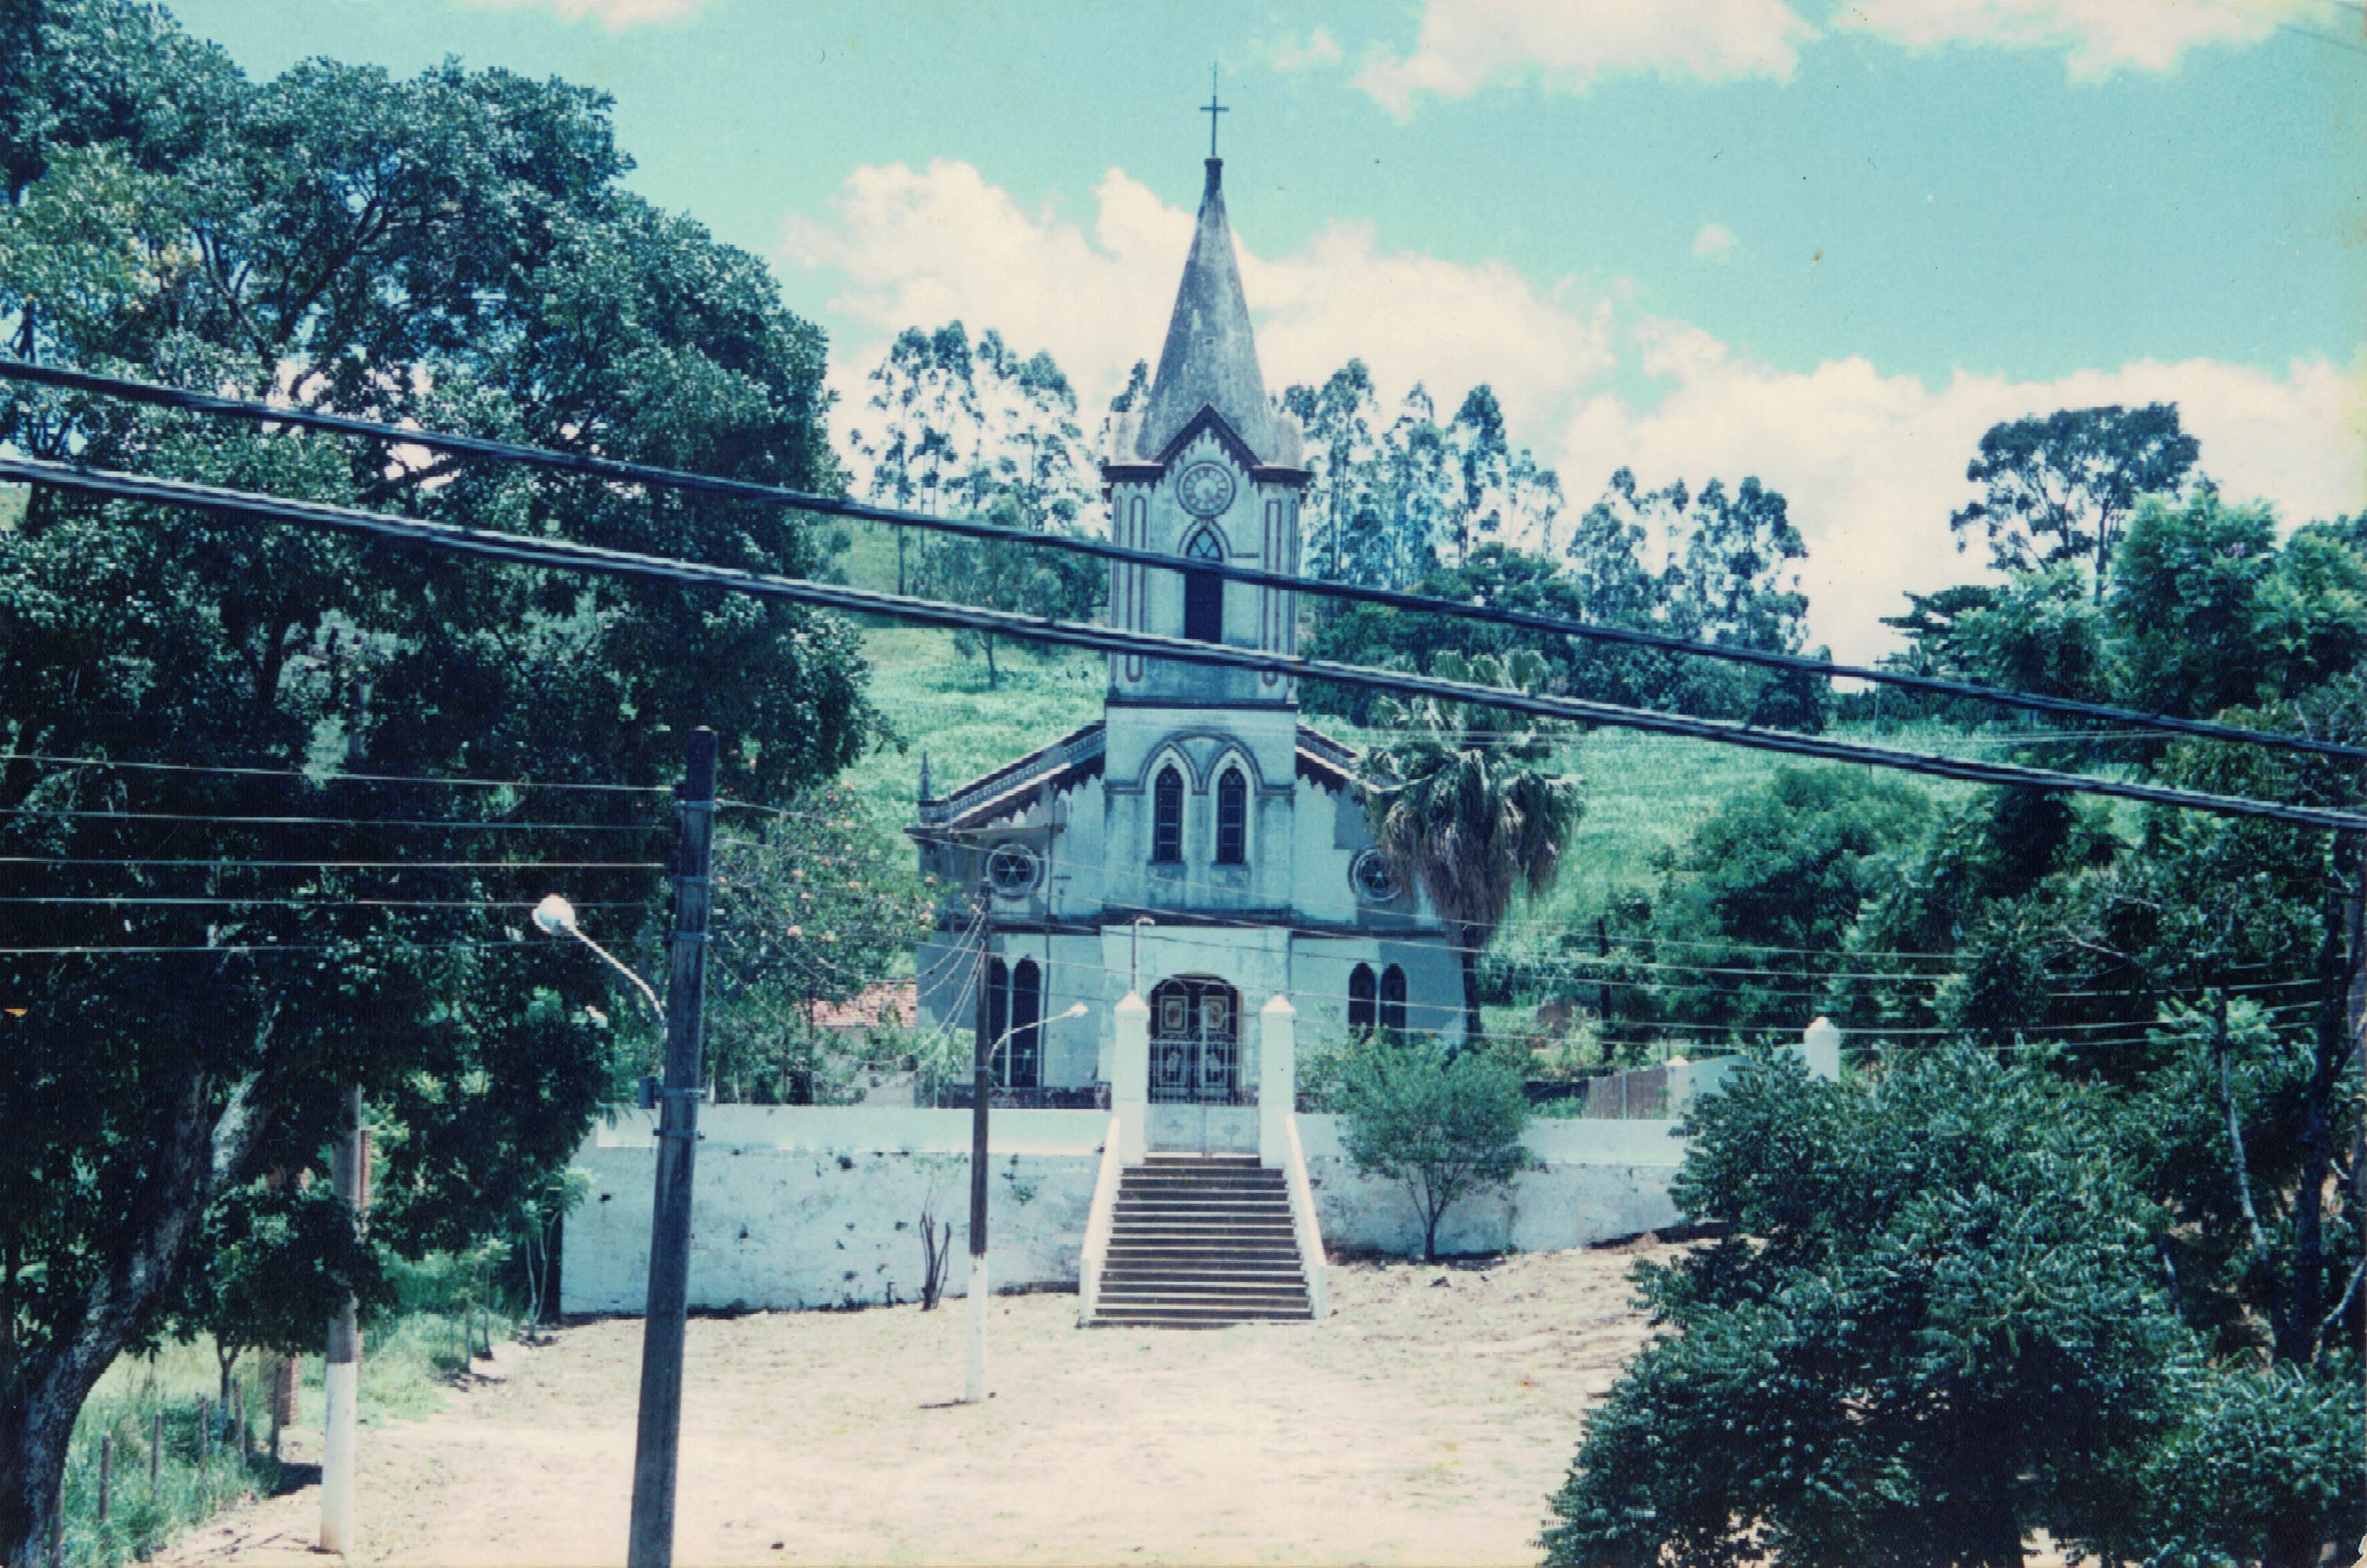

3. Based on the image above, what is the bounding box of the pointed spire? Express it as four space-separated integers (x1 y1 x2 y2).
916 752 934 802
1135 151 1277 465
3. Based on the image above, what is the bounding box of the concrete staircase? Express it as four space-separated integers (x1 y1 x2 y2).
1087 1153 1313 1328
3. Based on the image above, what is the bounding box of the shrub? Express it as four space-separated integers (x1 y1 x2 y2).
1333 1037 1530 1261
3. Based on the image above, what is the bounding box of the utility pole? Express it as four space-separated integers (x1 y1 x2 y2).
320 1084 364 1554
626 728 719 1568
966 886 994 1405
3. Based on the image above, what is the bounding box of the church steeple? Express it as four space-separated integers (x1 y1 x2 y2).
1134 152 1279 465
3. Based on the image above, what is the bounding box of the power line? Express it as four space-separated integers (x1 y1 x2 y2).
2 807 656 830
7 357 2364 766
10 457 2363 835
0 855 665 870
0 752 673 793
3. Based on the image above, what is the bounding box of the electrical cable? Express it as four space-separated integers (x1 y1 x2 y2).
0 752 673 793
7 357 2364 765
13 459 2354 833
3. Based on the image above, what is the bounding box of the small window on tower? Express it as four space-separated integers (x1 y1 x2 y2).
1152 764 1185 864
1183 529 1224 643
1214 767 1247 865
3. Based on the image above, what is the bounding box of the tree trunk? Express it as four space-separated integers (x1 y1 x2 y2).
984 635 999 691
2287 830 2366 1363
1459 926 1484 1049
1 1068 269 1565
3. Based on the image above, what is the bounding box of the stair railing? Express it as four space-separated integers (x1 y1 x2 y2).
1076 1114 1125 1325
1282 1114 1330 1318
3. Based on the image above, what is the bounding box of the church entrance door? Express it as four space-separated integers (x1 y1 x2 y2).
1145 976 1255 1153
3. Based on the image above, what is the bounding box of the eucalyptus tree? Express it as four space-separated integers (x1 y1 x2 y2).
1948 402 2201 596
0 5 878 1555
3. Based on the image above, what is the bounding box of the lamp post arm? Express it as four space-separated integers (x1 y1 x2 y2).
570 927 665 1025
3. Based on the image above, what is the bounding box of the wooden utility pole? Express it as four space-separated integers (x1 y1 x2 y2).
625 728 719 1568
965 889 994 1405
320 1083 364 1554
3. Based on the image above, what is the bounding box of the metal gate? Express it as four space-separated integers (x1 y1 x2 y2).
1145 976 1254 1153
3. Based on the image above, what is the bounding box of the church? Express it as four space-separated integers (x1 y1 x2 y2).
911 147 1465 1153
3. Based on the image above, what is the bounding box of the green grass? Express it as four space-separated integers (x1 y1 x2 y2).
51 1268 513 1567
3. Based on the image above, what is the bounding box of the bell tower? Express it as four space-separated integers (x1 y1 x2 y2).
1097 145 1308 914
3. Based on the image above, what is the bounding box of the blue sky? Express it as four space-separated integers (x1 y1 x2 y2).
157 0 2367 657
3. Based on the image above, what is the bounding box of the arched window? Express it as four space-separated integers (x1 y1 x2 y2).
1214 766 1247 866
1183 529 1224 644
1151 765 1185 864
1348 964 1378 1033
1379 964 1408 1037
1002 958 1043 1089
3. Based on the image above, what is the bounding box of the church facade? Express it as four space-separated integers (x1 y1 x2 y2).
912 152 1464 1151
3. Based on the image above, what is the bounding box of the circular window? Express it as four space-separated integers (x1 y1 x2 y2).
1350 848 1401 905
985 841 1041 897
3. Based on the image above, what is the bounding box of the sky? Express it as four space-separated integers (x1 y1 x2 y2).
157 0 2367 660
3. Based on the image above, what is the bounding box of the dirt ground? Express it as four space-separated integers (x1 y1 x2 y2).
158 1243 1671 1568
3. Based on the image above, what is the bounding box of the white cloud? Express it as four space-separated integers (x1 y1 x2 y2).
1832 0 2339 80
1692 222 1738 261
1356 0 1818 117
1561 326 2367 661
782 159 1615 444
456 0 716 29
1270 28 1345 72
783 159 2365 665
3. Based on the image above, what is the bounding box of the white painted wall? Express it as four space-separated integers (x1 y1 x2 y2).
1296 1113 1688 1258
563 1105 1690 1314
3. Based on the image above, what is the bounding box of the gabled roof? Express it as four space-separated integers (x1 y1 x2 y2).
915 720 1359 837
1135 158 1279 465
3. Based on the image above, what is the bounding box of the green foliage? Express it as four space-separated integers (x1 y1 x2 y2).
1638 767 1931 1041
704 787 935 1103
1280 363 1561 589
1331 1034 1530 1262
1541 1050 2364 1567
0 4 879 1554
1948 402 2200 587
163 1182 387 1403
1359 650 1584 1041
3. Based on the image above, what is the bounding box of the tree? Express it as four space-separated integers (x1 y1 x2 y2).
1282 359 1381 583
1644 768 1933 1041
1332 1035 1530 1263
1541 1049 2363 1567
848 323 1100 681
0 9 879 1557
1948 402 2201 596
164 1180 388 1409
704 787 934 1103
1359 650 1584 1043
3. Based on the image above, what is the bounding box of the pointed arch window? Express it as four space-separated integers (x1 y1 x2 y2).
1151 764 1185 864
1214 766 1247 866
981 956 1009 1057
1183 528 1225 644
1348 964 1378 1033
1379 964 1408 1037
1002 958 1043 1089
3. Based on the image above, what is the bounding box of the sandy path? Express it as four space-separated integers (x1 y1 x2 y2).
160 1245 1668 1567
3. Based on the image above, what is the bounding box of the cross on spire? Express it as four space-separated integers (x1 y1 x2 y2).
1202 65 1228 159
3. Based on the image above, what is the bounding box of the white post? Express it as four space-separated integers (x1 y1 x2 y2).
1259 993 1295 1167
321 1087 363 1554
1113 991 1149 1166
962 1251 989 1404
1802 1016 1842 1081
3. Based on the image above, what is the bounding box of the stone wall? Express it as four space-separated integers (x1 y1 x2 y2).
560 1105 1690 1315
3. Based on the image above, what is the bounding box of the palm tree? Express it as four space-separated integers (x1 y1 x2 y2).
1358 650 1584 1047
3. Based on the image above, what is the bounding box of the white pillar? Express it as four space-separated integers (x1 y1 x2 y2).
1801 1016 1842 1081
1258 993 1295 1167
1113 991 1149 1166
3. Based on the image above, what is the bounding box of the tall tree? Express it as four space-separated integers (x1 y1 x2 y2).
1948 402 2201 597
0 8 878 1557
1280 359 1381 583
1359 650 1584 1043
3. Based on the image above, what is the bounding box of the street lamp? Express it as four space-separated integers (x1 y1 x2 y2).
966 999 1089 1404
534 893 663 1025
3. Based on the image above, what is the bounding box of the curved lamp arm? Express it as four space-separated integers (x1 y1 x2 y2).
534 894 664 1026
